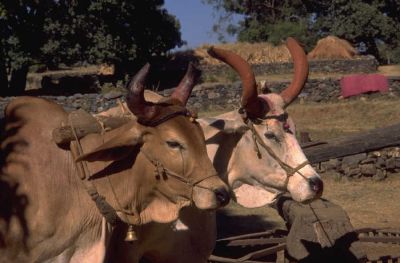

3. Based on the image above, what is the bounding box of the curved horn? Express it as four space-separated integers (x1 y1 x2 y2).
170 63 201 106
207 47 265 118
280 37 309 106
126 63 157 120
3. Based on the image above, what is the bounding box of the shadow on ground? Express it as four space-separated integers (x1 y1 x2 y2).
216 209 279 239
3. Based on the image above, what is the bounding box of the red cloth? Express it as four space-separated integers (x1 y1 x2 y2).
340 74 389 98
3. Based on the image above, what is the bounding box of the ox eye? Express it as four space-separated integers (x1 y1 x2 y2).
264 132 280 143
166 140 183 149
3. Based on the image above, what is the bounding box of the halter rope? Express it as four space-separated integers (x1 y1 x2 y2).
68 109 218 229
239 108 309 187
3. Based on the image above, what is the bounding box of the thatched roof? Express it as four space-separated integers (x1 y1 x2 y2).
307 36 357 60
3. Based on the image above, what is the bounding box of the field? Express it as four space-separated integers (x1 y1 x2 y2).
202 96 400 259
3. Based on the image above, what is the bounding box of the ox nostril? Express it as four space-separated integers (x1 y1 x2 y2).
308 176 323 196
214 188 230 206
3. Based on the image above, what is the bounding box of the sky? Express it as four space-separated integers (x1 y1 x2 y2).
163 0 239 49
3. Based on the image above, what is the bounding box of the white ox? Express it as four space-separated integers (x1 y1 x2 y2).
100 38 323 262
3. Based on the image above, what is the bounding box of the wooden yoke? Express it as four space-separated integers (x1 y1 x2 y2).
52 109 132 145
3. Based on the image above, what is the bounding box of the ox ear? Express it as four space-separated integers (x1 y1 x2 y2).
76 128 144 162
144 90 164 103
200 118 249 134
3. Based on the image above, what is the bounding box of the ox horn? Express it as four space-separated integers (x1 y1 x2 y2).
126 63 158 120
207 47 266 118
280 37 309 106
170 62 201 106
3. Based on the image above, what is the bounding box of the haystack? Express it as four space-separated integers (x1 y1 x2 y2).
195 42 292 65
308 36 357 60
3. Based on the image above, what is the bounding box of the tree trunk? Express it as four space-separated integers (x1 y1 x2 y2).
0 58 8 96
365 39 381 62
9 65 28 95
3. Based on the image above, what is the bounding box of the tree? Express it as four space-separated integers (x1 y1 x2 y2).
0 0 183 96
204 0 400 62
203 0 316 48
308 0 399 61
0 0 46 95
41 1 184 68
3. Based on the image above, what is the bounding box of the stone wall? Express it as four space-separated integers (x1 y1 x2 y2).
0 92 123 119
315 147 400 181
201 55 378 78
159 75 400 112
2 75 400 116
268 76 400 102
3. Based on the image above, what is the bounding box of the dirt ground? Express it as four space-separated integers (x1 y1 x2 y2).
217 173 400 232
216 174 400 260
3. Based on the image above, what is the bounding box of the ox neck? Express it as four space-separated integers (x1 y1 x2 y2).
70 125 142 227
71 123 195 229
201 110 245 182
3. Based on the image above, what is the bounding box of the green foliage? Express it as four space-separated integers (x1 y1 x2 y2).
204 0 400 63
204 0 310 44
0 0 183 94
40 0 184 68
238 19 316 51
311 0 399 61
377 40 400 64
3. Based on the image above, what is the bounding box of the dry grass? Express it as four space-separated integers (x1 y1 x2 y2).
200 97 400 139
200 97 400 141
195 42 292 65
193 36 360 66
287 98 400 141
378 65 400 76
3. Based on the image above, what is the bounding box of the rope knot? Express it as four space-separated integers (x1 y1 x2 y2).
154 161 166 180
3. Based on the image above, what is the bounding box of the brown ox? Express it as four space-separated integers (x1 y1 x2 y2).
101 38 323 263
0 64 229 262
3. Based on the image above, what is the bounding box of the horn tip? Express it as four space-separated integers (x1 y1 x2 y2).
142 63 151 72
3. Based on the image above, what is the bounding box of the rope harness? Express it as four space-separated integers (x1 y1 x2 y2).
139 149 219 204
67 108 218 241
239 108 309 187
239 107 333 245
69 114 121 226
236 100 332 250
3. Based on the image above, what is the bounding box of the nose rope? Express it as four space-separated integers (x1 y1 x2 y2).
139 149 219 201
242 114 309 187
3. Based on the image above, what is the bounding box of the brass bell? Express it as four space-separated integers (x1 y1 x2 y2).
124 224 138 242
